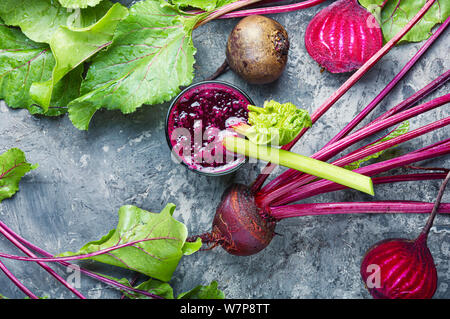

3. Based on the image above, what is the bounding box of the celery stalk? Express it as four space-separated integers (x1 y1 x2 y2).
223 136 374 196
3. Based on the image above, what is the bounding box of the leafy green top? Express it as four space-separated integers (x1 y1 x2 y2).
59 203 201 282
0 0 244 129
30 3 129 109
359 0 450 43
67 0 203 130
0 19 83 116
58 0 105 9
0 0 113 44
119 278 225 299
170 0 237 11
178 280 225 299
0 0 128 111
235 100 312 146
0 147 217 297
0 148 37 203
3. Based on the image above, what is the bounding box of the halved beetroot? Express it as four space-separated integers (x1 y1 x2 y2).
305 0 383 73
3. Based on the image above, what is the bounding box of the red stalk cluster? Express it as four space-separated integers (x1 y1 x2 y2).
191 0 328 22
0 220 164 299
258 93 450 207
254 9 449 208
188 0 450 271
251 0 442 192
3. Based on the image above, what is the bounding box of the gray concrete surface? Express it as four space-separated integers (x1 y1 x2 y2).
0 0 449 299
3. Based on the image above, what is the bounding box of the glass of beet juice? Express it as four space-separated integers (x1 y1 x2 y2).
166 81 254 176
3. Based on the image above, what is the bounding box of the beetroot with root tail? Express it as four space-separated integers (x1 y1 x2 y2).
305 0 383 73
360 172 450 299
198 184 276 256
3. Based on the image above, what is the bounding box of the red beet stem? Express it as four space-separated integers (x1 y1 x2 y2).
0 221 162 299
333 119 449 166
303 94 449 167
280 140 450 202
270 201 450 220
215 0 328 19
371 173 449 184
0 236 179 263
369 70 450 125
262 117 449 207
0 224 86 299
258 94 450 206
410 137 450 154
322 16 449 147
195 0 263 29
258 42 449 198
0 260 38 299
418 171 450 242
251 0 438 193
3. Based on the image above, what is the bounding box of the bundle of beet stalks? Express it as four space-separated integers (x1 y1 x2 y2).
185 3 450 299
189 5 450 259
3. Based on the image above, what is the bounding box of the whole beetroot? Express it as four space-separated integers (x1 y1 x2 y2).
226 15 290 85
189 184 276 256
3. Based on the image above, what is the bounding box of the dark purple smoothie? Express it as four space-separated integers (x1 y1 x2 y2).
167 82 252 175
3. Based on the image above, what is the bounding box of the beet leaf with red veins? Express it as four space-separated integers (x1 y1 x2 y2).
360 0 450 43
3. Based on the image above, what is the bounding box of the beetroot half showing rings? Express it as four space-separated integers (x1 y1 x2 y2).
305 0 383 73
360 172 450 299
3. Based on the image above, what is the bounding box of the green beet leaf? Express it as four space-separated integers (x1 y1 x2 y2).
58 0 105 9
217 0 240 7
67 0 202 130
177 281 225 299
129 278 175 299
0 148 37 203
345 121 410 170
171 0 220 11
0 0 121 113
170 0 237 11
118 277 225 299
242 100 312 146
30 3 129 109
29 67 84 117
59 203 202 282
359 0 450 43
0 19 82 116
96 275 175 299
0 0 113 44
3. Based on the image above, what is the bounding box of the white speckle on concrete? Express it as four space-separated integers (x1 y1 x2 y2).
80 154 90 168
128 130 152 145
0 102 8 113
